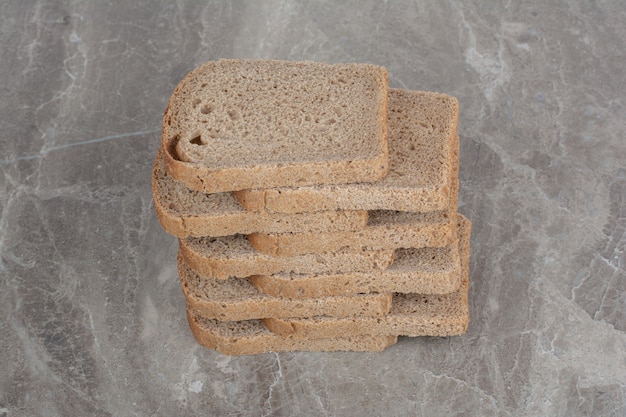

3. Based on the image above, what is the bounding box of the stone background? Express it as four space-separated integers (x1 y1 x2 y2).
0 1 624 416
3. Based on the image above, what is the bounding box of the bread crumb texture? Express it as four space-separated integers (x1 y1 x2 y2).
165 60 387 167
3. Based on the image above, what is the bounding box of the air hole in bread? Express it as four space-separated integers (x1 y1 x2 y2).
200 104 214 114
192 98 201 108
190 134 203 145
167 134 182 161
227 110 239 120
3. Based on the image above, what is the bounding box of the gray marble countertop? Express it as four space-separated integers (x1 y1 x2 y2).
1 1 624 416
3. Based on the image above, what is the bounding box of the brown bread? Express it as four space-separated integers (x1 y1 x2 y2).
247 170 458 256
251 216 463 298
152 148 368 238
186 310 398 355
234 90 458 213
162 59 389 193
262 215 471 338
178 235 394 279
178 252 393 321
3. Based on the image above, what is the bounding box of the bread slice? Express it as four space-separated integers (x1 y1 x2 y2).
248 210 453 257
152 148 368 238
162 59 389 194
234 89 458 213
178 253 393 321
263 215 471 339
246 135 459 257
247 171 458 257
250 216 463 298
178 235 394 279
186 310 398 355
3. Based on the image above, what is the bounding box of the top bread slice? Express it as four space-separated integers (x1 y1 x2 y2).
152 148 368 237
161 59 389 193
234 89 458 213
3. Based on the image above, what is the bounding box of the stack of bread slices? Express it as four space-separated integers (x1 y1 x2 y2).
152 59 470 355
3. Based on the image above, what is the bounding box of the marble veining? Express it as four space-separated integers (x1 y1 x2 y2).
0 1 624 416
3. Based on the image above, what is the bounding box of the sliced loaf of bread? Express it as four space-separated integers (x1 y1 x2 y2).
162 59 389 193
186 310 398 355
178 253 393 321
153 148 369 237
234 89 458 213
250 216 463 298
178 235 395 279
262 215 471 339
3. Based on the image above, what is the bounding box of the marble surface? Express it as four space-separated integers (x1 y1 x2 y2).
1 1 624 416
